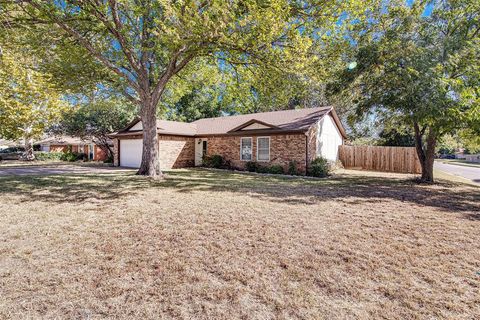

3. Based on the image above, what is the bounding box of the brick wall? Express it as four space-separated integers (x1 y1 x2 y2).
159 135 195 169
50 145 69 153
94 145 108 161
114 133 310 173
206 133 307 174
113 135 195 169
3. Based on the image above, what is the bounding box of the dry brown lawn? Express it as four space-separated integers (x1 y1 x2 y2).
0 167 479 319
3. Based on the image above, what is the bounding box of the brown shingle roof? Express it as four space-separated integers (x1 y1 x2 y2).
192 106 332 135
37 136 112 145
112 106 346 138
156 120 197 136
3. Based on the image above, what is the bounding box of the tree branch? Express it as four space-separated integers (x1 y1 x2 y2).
24 0 141 93
106 0 142 72
151 47 195 104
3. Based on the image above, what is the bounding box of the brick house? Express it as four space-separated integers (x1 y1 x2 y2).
38 136 110 161
110 106 346 174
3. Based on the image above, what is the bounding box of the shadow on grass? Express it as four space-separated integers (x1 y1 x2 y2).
0 168 478 217
0 173 155 203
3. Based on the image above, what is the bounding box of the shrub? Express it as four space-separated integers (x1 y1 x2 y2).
60 151 76 162
202 154 224 168
60 151 85 162
104 155 114 164
245 161 258 172
268 164 284 174
308 157 330 177
34 152 63 161
246 162 284 174
76 153 87 161
256 165 269 173
288 160 299 175
222 159 232 170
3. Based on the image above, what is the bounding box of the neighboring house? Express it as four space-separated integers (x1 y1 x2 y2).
110 107 346 174
38 136 110 161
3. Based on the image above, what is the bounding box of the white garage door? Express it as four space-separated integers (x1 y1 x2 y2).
120 139 143 168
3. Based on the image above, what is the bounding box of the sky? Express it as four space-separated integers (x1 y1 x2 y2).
406 0 434 16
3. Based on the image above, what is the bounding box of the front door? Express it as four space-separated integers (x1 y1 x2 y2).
195 138 208 166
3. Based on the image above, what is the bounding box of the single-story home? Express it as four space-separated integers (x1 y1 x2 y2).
110 106 346 174
37 136 110 161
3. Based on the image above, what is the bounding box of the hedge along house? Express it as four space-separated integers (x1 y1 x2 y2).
110 106 347 174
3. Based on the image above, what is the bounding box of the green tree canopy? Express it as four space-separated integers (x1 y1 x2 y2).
0 45 67 160
4 0 365 177
330 0 480 182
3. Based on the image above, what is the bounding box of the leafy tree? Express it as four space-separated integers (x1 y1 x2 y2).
331 0 480 182
0 46 66 160
436 134 463 155
55 98 137 160
157 60 231 121
5 0 365 177
459 129 480 154
377 127 415 147
164 86 223 122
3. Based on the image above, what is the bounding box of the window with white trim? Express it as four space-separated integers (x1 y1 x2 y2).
257 137 270 161
240 137 252 161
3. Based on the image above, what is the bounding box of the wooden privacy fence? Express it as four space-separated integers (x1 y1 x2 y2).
338 145 421 174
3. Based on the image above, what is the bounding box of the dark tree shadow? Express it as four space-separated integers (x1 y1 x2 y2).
0 168 478 219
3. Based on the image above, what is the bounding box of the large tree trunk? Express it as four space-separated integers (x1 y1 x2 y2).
137 98 162 178
413 123 437 183
22 137 35 161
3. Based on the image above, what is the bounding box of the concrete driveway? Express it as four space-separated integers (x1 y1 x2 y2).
0 164 134 176
434 161 480 184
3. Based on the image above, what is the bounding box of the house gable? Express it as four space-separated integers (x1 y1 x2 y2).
228 119 279 133
315 114 344 161
130 121 143 131
240 123 272 130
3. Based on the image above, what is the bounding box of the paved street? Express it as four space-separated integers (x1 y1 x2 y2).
434 161 480 185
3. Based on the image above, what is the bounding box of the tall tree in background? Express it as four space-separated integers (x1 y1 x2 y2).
4 0 360 178
331 0 480 182
0 46 66 160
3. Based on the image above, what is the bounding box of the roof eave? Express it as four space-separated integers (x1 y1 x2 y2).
118 117 141 133
327 108 348 139
109 130 196 138
197 128 307 137
110 128 307 138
